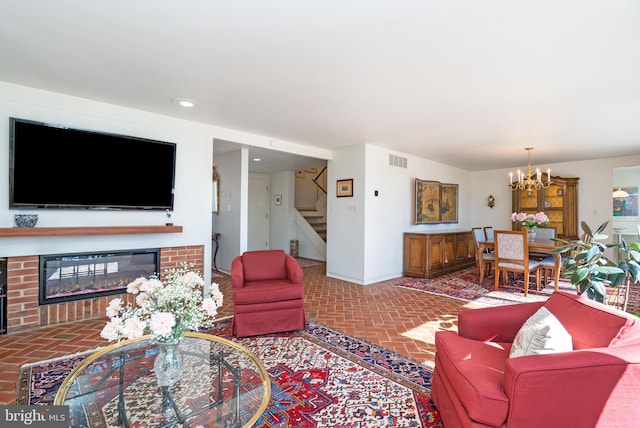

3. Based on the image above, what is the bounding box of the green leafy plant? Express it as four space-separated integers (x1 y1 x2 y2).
552 221 640 308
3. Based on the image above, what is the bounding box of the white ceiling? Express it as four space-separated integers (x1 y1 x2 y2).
1 1 640 172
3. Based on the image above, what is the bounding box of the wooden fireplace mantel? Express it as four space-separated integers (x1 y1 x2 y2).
0 225 183 237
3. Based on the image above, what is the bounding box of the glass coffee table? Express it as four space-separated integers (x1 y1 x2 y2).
54 332 271 428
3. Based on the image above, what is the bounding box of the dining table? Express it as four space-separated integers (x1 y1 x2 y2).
477 238 563 290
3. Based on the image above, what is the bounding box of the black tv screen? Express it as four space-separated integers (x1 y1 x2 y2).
9 118 176 210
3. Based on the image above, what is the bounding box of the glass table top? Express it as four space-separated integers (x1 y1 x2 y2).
54 332 271 428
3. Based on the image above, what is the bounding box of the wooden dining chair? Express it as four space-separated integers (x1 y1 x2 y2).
533 226 556 240
529 227 558 285
483 226 494 241
494 230 542 296
472 227 494 281
538 256 557 287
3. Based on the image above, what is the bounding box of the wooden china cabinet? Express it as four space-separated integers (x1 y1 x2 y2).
511 174 579 239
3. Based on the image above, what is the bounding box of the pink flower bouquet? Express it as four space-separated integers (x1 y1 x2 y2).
511 211 550 229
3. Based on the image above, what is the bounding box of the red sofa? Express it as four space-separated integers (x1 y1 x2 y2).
432 291 640 428
231 250 305 337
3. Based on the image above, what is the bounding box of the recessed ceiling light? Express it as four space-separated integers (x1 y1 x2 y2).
171 98 199 108
253 158 262 162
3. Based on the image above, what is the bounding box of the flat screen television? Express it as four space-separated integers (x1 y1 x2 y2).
9 118 176 210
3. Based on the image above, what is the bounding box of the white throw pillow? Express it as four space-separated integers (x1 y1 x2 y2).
509 306 573 358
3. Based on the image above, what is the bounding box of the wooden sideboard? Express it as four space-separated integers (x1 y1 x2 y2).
403 231 475 278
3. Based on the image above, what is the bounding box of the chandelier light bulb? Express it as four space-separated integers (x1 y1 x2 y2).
508 148 552 192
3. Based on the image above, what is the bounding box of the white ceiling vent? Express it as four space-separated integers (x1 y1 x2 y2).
389 154 407 168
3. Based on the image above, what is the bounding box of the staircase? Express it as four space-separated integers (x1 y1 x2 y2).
295 167 328 242
298 208 326 241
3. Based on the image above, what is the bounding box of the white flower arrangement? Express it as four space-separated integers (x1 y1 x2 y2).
100 263 223 343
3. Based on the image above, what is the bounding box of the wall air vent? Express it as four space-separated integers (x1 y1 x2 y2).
389 154 407 168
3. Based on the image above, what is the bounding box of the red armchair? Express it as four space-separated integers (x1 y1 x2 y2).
231 250 305 337
432 291 640 428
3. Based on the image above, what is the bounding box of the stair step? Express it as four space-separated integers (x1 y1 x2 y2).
298 207 327 241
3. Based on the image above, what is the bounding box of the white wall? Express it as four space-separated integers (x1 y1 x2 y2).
248 173 270 250
470 155 640 241
468 168 519 231
327 144 472 285
325 145 640 285
0 82 330 282
326 145 366 283
5 82 639 287
0 83 215 281
212 150 245 273
269 170 295 253
363 145 409 284
294 169 322 208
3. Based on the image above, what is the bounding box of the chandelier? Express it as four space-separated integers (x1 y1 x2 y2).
509 147 551 192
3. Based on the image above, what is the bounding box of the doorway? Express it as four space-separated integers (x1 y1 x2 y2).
248 173 270 251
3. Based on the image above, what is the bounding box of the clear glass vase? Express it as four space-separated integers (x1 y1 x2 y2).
154 338 183 387
527 228 536 241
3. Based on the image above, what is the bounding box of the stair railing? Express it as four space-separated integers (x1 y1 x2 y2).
312 167 327 195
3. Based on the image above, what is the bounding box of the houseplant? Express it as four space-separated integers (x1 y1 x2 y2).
552 221 640 308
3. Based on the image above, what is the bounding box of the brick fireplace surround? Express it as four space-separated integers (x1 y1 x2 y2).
5 245 204 333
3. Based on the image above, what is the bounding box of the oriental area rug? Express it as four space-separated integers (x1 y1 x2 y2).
17 320 442 428
397 267 576 307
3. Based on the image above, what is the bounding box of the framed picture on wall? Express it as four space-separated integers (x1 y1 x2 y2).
415 179 440 224
414 179 459 224
337 179 353 197
440 183 459 223
613 186 639 217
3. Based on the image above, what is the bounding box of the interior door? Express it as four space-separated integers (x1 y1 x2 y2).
248 174 270 251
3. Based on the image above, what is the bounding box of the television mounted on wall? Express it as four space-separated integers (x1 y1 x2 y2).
9 118 176 210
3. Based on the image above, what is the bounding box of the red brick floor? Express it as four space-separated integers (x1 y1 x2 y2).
0 263 483 405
